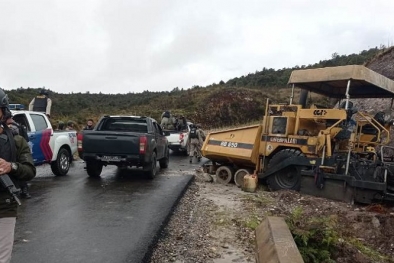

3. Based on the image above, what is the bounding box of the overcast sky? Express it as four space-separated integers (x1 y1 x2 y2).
0 0 393 94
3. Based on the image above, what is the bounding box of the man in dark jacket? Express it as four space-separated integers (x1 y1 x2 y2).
0 89 36 263
28 88 52 118
83 119 95 130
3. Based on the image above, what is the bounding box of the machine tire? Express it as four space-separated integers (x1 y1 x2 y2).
86 160 103 178
51 148 71 176
144 152 157 179
215 166 234 185
267 149 305 191
234 169 253 188
159 149 169 169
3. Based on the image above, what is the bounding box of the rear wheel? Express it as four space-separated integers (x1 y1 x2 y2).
144 152 157 179
234 169 253 188
159 149 169 169
86 160 103 178
215 166 234 185
51 148 71 176
267 149 305 191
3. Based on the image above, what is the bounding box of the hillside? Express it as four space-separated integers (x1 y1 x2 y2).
4 46 387 129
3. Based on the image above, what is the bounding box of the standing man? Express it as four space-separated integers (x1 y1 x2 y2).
29 88 52 118
196 124 206 149
84 119 95 130
0 89 36 263
65 121 75 131
187 124 202 163
178 115 187 131
160 110 171 129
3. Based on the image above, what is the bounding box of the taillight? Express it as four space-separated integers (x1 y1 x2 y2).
179 133 184 142
77 133 83 151
139 136 147 154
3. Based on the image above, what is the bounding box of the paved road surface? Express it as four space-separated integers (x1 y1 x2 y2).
11 153 200 263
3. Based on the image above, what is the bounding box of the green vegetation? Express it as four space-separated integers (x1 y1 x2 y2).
4 46 386 129
286 207 339 263
243 214 260 230
348 238 393 263
286 207 394 263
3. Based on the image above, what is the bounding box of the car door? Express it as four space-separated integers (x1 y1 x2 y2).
28 113 53 164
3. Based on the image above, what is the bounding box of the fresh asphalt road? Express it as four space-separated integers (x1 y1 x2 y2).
11 152 201 263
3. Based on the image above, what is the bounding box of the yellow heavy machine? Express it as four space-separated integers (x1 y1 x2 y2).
201 65 394 203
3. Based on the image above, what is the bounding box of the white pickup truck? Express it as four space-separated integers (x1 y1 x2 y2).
164 121 193 155
11 110 78 176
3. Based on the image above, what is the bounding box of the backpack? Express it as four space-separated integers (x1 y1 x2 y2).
189 127 198 139
163 111 170 118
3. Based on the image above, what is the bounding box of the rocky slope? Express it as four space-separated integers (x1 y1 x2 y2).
352 47 394 114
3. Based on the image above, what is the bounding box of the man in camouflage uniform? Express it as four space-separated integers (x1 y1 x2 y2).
0 89 36 263
160 110 172 129
188 124 202 163
196 124 206 149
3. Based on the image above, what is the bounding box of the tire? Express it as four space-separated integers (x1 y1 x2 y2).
234 169 253 188
144 152 157 179
51 148 71 176
215 166 235 185
86 160 103 178
266 149 305 191
159 149 169 169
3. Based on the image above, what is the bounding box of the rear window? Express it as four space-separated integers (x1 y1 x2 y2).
98 118 148 133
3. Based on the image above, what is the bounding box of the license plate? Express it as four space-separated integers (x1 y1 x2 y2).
101 155 121 162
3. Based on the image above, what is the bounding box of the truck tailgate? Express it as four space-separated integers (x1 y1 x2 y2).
83 132 141 155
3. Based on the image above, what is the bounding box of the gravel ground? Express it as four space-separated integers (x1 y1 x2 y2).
149 172 255 263
148 170 394 263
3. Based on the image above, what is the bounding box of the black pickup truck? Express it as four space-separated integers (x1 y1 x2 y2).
81 115 169 179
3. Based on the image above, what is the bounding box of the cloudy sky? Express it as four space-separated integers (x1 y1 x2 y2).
0 0 393 94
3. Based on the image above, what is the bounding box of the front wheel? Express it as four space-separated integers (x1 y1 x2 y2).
215 166 235 185
266 149 304 191
51 148 71 176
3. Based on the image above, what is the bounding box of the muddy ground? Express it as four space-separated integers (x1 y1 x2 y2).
149 170 394 263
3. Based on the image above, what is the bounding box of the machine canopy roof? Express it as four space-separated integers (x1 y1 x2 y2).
288 65 394 98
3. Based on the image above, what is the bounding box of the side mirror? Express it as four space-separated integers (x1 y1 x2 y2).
163 131 170 136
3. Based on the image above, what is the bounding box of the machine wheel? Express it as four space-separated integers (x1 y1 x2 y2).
86 160 103 178
51 148 71 176
144 152 157 179
234 169 253 188
267 149 305 191
159 149 169 169
215 166 234 185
